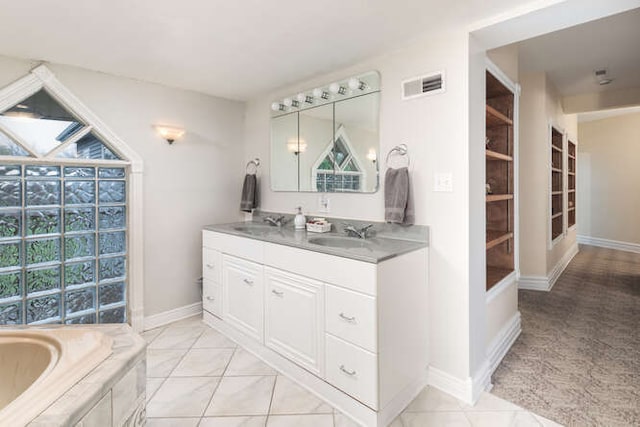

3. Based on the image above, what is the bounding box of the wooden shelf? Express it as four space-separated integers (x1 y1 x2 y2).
487 266 514 290
486 194 513 202
568 207 575 212
551 145 562 152
568 172 575 176
486 105 513 128
551 212 563 219
551 191 562 195
568 189 576 193
486 230 514 250
551 167 562 173
568 154 576 160
486 149 513 161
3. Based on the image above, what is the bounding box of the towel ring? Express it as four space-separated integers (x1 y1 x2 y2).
385 144 410 168
246 158 260 174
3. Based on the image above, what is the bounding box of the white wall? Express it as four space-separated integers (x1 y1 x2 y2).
244 28 479 382
578 112 640 245
0 55 246 317
518 70 577 278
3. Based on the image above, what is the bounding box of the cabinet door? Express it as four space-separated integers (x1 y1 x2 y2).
222 255 264 342
264 267 324 377
203 278 222 318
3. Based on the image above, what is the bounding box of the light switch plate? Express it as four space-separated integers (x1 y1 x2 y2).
318 194 330 213
434 172 453 192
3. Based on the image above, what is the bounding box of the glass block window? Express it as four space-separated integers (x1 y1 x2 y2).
314 134 363 192
0 165 127 325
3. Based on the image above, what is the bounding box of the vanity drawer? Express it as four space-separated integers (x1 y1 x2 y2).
203 230 264 263
203 248 221 282
326 333 378 409
326 285 377 352
202 279 222 318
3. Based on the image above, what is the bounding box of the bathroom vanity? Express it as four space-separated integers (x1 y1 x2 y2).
201 220 428 427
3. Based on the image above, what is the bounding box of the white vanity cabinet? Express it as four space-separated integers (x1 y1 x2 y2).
202 229 428 427
264 267 324 376
222 255 264 342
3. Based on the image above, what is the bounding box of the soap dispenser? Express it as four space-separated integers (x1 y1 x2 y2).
294 206 306 230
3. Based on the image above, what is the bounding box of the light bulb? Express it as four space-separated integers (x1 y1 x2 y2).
313 88 328 100
283 98 292 107
329 83 346 95
271 102 284 111
296 93 306 103
348 77 366 91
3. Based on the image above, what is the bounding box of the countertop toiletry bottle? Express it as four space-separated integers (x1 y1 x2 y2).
294 206 306 230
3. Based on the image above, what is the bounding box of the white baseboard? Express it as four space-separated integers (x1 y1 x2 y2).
517 275 550 291
518 243 578 292
427 364 489 405
144 302 203 331
548 243 579 290
486 312 521 376
577 235 640 254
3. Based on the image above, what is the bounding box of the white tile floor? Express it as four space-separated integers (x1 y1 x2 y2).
143 316 563 427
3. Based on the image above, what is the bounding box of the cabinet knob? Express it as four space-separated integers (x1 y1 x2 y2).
339 365 357 376
339 312 356 323
271 289 284 297
206 264 215 269
206 296 215 301
243 278 254 285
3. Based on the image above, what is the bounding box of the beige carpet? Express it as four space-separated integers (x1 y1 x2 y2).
491 245 640 427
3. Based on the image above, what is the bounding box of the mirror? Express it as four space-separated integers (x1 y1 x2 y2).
270 71 380 193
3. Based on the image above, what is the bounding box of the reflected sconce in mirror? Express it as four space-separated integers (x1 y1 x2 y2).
287 138 307 155
154 125 185 144
366 148 377 163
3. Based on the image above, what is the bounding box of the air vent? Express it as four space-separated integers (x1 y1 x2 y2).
402 71 445 100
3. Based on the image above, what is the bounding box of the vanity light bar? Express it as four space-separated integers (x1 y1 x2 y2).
271 72 379 114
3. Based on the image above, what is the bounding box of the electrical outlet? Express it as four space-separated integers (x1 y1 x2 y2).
318 194 330 213
434 172 453 192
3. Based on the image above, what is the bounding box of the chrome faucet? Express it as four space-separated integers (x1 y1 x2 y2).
342 223 374 239
264 215 287 227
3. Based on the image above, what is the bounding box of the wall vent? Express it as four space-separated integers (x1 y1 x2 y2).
401 70 445 100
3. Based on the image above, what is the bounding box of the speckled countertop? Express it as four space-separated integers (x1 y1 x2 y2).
204 214 429 263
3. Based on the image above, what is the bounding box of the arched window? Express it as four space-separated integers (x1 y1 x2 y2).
0 65 143 329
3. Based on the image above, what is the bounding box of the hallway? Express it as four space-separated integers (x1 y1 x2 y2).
492 245 640 426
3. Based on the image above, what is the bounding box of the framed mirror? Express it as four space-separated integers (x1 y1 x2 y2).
270 71 380 193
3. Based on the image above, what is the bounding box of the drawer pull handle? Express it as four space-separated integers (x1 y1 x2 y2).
339 365 357 376
339 313 356 323
206 296 215 301
206 264 215 269
243 278 254 285
271 289 284 297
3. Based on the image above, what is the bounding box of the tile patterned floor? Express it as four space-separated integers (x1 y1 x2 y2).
143 316 560 426
492 245 640 426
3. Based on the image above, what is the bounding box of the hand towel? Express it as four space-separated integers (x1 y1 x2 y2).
240 173 257 212
384 167 414 225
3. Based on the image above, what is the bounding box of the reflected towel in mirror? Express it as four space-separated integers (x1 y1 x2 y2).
384 167 414 225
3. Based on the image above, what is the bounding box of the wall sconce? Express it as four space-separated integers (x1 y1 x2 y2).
154 125 185 144
366 148 377 163
287 138 307 155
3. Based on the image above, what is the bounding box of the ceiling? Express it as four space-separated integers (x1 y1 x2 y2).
516 8 640 97
0 0 537 101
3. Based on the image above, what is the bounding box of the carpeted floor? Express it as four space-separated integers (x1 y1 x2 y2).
491 245 640 427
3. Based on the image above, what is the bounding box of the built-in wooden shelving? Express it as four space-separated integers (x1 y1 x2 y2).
567 140 577 228
485 71 515 291
550 127 564 241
